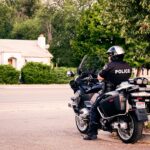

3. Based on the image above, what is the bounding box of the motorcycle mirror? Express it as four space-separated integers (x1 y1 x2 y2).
66 71 75 77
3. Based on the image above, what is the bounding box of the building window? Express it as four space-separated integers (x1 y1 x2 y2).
8 57 17 68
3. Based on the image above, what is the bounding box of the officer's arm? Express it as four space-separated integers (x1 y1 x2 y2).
97 63 111 81
97 74 104 81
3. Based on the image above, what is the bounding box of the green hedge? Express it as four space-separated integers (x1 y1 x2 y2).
49 67 76 84
21 62 76 84
21 62 51 84
0 65 20 84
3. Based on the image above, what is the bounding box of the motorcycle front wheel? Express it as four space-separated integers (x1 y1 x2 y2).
75 115 89 134
117 113 144 143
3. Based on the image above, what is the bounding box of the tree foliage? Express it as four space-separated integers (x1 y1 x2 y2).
11 18 42 39
4 0 41 18
72 0 150 68
96 0 150 68
50 0 80 67
71 2 126 63
21 62 76 84
0 3 14 38
0 0 149 68
0 65 20 84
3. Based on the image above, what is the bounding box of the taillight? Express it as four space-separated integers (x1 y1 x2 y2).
133 97 144 102
136 97 143 101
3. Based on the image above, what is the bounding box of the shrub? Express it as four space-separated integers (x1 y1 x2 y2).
21 62 51 84
0 65 20 84
21 62 76 84
49 67 76 84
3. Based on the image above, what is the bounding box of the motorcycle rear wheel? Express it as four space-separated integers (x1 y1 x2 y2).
117 114 144 143
75 115 89 134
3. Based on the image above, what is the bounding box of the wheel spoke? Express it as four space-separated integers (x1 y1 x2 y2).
75 115 88 132
117 115 134 140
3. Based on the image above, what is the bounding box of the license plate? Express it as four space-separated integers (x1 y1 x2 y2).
136 102 146 109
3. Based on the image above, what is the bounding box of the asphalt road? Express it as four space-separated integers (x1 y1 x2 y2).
0 85 149 150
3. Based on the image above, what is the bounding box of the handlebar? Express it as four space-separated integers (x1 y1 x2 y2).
81 77 98 83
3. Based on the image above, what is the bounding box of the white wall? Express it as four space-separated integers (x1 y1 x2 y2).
0 52 51 70
1 52 23 70
24 57 50 65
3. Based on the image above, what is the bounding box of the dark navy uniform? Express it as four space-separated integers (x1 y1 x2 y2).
99 61 132 87
87 61 132 137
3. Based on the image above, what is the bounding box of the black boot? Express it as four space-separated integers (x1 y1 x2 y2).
83 123 98 140
83 134 97 140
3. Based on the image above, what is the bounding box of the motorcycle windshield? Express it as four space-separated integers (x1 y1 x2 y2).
77 54 104 75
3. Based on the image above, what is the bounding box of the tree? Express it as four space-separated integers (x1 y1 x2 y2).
0 3 14 38
34 0 100 67
72 0 150 71
98 0 150 68
71 2 125 64
9 0 41 17
49 0 106 67
0 0 42 39
11 18 42 39
45 0 84 66
35 4 57 43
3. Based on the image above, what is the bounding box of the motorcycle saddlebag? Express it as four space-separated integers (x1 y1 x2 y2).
98 91 126 117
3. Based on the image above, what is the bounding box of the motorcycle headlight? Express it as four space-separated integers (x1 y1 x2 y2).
134 77 149 85
143 78 148 85
136 78 143 85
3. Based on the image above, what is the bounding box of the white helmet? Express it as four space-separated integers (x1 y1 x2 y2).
107 46 125 55
107 46 125 61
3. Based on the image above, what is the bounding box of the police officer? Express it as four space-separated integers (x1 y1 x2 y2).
83 46 132 140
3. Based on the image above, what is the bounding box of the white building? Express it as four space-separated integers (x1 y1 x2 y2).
0 35 53 70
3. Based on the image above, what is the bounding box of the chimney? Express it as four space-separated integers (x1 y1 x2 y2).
37 34 46 49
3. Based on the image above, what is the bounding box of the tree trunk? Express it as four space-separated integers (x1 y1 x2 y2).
136 67 142 77
46 22 52 44
147 69 149 75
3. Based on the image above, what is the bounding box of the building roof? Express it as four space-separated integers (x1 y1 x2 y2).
0 39 53 58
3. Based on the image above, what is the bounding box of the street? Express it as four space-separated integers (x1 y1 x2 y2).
0 85 149 150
